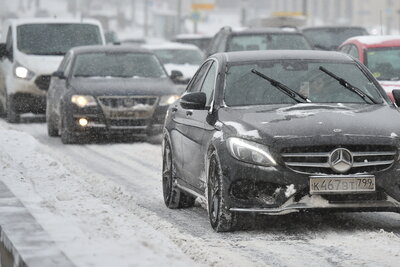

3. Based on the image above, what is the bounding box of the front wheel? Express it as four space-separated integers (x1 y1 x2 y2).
207 151 239 232
162 140 195 209
60 115 77 144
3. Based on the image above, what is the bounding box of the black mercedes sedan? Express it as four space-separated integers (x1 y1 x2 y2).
46 46 180 144
162 50 400 232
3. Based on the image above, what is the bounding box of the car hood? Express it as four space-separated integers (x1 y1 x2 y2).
68 77 179 96
16 52 64 75
219 103 400 147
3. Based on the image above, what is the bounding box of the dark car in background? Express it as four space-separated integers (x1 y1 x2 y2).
46 46 180 144
302 26 369 50
205 26 312 56
162 50 400 232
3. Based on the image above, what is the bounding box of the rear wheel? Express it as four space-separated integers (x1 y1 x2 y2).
6 95 20 123
207 151 239 232
162 140 195 209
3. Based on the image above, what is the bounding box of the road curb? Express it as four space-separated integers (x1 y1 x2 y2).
0 181 75 267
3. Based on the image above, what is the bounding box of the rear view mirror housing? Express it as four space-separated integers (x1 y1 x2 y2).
180 92 206 110
170 70 184 83
52 70 66 79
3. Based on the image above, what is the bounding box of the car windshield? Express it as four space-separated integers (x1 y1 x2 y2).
153 49 203 65
366 47 400 81
17 24 102 55
303 28 368 50
227 34 312 51
72 52 167 78
224 60 382 106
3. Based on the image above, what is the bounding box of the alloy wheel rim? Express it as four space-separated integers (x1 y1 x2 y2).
162 144 172 203
208 157 220 224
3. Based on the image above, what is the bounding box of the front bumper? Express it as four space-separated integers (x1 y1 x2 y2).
216 143 400 214
66 104 168 136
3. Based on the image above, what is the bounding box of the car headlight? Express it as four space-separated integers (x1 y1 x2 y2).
227 137 277 167
159 95 180 106
14 63 35 80
71 95 97 108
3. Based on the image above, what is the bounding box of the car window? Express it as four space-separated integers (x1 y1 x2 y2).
200 62 217 106
302 28 368 50
366 47 400 81
339 44 350 53
187 61 212 92
224 60 382 106
227 34 312 52
349 45 359 59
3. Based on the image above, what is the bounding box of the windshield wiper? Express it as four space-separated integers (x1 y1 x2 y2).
319 66 379 104
251 69 311 103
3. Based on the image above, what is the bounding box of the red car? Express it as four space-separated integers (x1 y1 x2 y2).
339 36 400 102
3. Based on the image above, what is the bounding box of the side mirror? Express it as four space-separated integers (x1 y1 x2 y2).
392 89 400 106
170 70 184 83
0 43 7 59
180 92 206 110
52 71 66 79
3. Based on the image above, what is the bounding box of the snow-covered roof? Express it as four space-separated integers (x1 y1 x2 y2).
142 42 201 51
7 17 102 26
346 35 400 46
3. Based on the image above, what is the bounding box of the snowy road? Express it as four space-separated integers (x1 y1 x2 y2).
1 118 400 267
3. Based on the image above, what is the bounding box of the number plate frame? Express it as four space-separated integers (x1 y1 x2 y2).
309 175 376 195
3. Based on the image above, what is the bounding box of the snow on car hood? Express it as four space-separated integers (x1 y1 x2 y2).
163 64 199 80
16 52 64 75
219 103 400 146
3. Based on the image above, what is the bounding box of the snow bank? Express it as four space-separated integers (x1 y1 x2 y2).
0 128 196 267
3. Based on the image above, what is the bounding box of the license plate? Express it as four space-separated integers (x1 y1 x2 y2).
309 176 375 194
110 110 149 118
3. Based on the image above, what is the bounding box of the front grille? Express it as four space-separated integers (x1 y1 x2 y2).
35 75 51 91
98 96 157 108
281 145 397 174
98 96 158 120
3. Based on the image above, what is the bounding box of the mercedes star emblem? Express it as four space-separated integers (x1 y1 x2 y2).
328 148 353 173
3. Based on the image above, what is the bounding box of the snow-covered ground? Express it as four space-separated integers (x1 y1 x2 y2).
1 118 400 267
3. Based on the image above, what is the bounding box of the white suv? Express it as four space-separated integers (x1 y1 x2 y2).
0 18 105 122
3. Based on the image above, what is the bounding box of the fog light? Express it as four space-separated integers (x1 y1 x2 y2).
78 118 88 127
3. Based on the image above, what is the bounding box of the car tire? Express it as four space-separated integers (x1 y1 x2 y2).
61 115 77 144
6 95 20 123
162 140 195 209
0 98 6 117
207 150 239 232
47 112 59 137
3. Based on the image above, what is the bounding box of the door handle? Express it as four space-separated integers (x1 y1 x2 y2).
186 110 193 116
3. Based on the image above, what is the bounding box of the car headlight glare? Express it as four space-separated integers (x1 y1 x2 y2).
227 137 276 167
71 95 97 108
160 95 180 106
14 64 35 80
